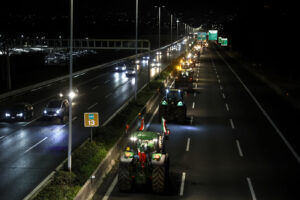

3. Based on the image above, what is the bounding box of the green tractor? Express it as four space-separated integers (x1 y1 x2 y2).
159 88 187 124
118 118 170 193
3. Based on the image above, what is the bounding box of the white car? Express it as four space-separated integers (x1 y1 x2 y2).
126 68 136 77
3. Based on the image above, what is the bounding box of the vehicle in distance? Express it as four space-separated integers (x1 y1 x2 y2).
59 87 79 99
114 64 127 72
126 67 136 77
150 59 161 67
175 69 194 91
118 128 169 193
159 88 186 123
43 99 69 122
1 103 34 121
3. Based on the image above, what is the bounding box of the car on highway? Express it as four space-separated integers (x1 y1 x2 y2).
43 99 69 122
1 103 34 121
126 67 136 77
114 63 127 72
150 59 161 67
59 87 79 99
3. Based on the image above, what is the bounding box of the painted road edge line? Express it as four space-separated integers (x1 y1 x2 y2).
88 102 98 110
247 177 257 200
179 172 186 196
236 140 244 157
24 137 48 153
216 50 300 164
102 175 118 200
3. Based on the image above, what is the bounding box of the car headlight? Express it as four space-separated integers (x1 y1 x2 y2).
69 91 76 99
16 113 23 117
5 113 11 117
122 67 126 70
130 137 137 141
59 93 63 97
43 110 47 114
115 67 119 70
56 109 61 114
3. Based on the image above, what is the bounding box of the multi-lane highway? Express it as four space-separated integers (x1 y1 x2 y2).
0 40 188 200
96 45 300 200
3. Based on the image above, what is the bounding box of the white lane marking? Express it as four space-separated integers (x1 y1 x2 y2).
47 84 52 87
105 92 113 98
222 93 226 99
30 87 43 92
236 140 244 157
104 79 111 84
24 137 48 153
216 50 300 164
220 85 223 90
102 175 118 200
186 138 191 152
194 92 196 97
88 102 98 110
72 116 78 121
247 177 257 200
146 106 159 130
22 117 40 127
190 116 193 125
170 80 175 87
225 103 230 111
179 172 186 196
92 85 99 90
195 83 198 89
230 119 235 129
192 102 195 109
218 79 221 83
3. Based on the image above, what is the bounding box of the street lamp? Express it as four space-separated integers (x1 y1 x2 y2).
155 5 165 48
176 19 180 40
135 0 138 100
68 0 73 172
170 14 173 43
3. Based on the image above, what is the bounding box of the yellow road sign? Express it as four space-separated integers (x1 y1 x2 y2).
84 112 99 127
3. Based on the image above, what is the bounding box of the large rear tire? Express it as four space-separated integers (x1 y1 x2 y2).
118 163 132 192
152 165 165 193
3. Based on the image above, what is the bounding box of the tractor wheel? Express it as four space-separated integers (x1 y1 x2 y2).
152 165 165 193
118 163 132 192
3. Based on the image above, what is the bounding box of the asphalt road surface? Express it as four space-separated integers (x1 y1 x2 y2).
0 40 188 200
97 46 300 200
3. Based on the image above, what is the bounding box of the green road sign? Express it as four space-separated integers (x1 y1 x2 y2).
208 30 218 41
218 37 223 43
197 32 207 41
221 38 228 46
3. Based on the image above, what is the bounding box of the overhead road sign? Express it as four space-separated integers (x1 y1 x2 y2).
221 38 228 46
197 32 207 41
208 30 218 41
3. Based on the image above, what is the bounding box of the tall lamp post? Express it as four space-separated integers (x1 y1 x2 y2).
68 0 73 171
155 6 165 48
176 19 180 40
135 0 138 101
170 14 173 43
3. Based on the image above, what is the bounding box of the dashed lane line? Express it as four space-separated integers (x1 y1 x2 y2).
247 177 257 200
230 118 235 129
225 103 230 111
186 138 191 152
179 172 186 196
236 140 244 157
24 137 48 153
88 102 98 110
